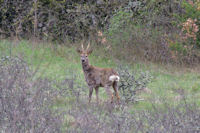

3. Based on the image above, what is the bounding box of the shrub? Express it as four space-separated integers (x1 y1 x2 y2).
67 94 200 133
181 0 200 47
103 0 200 65
106 9 133 41
117 66 152 103
0 0 127 42
0 55 199 133
182 18 199 41
0 56 66 132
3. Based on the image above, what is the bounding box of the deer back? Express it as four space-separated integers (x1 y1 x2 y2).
83 65 119 88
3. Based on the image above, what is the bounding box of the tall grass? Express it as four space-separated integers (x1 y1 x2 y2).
0 39 199 108
0 40 200 132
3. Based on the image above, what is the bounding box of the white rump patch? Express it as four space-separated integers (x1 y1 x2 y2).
109 75 120 82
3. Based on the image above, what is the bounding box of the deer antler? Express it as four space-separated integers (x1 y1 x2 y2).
86 42 90 51
81 42 84 50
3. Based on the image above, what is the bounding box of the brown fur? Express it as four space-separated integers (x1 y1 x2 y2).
77 43 120 103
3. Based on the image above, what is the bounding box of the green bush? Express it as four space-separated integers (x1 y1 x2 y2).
104 0 192 64
0 0 126 42
117 65 152 103
169 41 187 55
181 0 200 20
107 9 132 37
105 9 133 46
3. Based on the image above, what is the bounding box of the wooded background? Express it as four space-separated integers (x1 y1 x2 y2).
1 0 200 64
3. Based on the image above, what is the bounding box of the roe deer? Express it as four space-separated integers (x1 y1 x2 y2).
77 42 120 104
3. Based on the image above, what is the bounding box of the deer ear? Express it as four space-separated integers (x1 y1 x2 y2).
87 49 93 55
76 48 82 54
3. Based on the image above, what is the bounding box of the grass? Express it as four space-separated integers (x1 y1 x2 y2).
0 39 200 110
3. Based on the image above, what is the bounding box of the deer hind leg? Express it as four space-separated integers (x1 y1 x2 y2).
113 81 120 103
95 87 99 104
105 86 114 103
89 87 93 103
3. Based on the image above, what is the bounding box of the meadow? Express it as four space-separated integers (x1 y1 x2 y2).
0 39 200 132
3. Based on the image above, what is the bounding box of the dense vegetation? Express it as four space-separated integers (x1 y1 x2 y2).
0 40 200 132
1 0 200 64
0 0 200 132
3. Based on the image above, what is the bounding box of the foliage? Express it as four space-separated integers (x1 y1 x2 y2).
67 95 200 133
1 0 200 64
182 18 199 41
0 56 70 132
106 9 133 38
163 0 200 65
117 65 152 103
103 0 200 65
181 0 200 20
0 0 126 42
181 0 200 47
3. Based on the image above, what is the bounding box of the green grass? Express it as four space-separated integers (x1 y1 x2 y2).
0 39 200 110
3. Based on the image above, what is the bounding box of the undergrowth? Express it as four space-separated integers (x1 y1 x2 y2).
0 53 199 132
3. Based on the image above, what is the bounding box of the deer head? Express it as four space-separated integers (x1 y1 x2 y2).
77 42 93 64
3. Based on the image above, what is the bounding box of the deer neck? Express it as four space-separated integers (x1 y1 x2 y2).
82 61 91 72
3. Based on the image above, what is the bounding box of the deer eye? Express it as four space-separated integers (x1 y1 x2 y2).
86 56 88 57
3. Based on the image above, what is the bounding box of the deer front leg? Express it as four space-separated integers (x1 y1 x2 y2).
105 86 114 103
89 87 93 103
95 87 99 104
